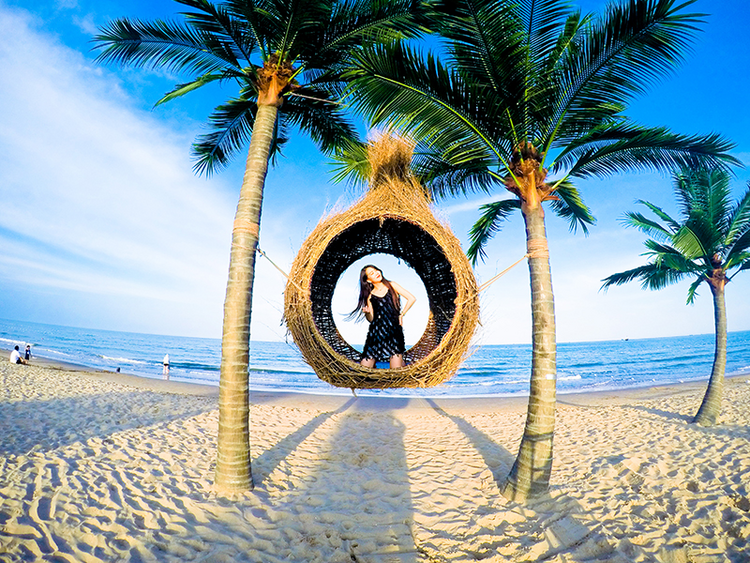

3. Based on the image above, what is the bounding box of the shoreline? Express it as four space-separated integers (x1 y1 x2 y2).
1 346 220 396
4 345 748 410
4 338 749 404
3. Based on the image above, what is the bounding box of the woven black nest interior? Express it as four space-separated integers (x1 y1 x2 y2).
310 217 457 364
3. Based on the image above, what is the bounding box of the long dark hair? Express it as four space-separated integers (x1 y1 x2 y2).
348 264 400 320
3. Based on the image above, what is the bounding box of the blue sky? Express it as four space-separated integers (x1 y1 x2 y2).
0 0 748 345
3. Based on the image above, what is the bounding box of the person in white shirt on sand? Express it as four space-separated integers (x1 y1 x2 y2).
9 345 26 364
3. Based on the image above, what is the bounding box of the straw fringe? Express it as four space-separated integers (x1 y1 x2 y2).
283 136 480 389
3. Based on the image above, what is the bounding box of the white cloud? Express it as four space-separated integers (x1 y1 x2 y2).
0 4 237 337
72 12 97 35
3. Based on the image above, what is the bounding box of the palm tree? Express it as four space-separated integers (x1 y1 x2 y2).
602 169 750 426
94 0 427 493
342 0 739 500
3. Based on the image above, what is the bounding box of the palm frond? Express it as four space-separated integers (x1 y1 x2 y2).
344 41 511 173
638 263 692 290
601 264 652 289
431 0 523 101
685 168 732 238
281 90 357 154
683 212 724 261
516 0 575 64
542 9 590 76
93 18 240 74
467 198 522 264
413 149 499 198
726 182 750 246
224 0 278 58
321 0 429 53
643 239 703 273
609 167 747 305
553 123 739 178
536 9 592 149
433 0 572 144
622 210 673 242
685 275 704 304
329 137 370 187
516 0 576 143
601 262 688 292
726 251 750 276
279 0 333 60
636 199 681 231
192 94 258 175
672 225 711 264
547 180 595 234
176 0 257 62
726 229 750 269
672 168 710 218
155 71 235 106
672 168 732 260
546 0 704 150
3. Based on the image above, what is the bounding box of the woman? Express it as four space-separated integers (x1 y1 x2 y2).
352 265 416 368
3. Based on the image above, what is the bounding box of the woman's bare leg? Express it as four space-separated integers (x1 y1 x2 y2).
389 354 404 368
360 357 376 368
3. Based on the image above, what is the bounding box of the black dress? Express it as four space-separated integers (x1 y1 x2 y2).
361 292 406 362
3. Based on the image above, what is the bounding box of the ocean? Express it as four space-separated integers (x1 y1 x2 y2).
2 318 749 398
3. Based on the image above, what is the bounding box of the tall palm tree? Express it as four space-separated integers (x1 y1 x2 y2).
94 0 427 493
342 0 739 500
602 169 750 426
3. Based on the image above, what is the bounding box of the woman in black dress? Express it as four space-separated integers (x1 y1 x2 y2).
352 265 416 368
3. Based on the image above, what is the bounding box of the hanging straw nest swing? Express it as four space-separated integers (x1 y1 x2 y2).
284 136 479 389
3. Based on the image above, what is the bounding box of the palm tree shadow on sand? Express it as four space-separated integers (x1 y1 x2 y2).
556 398 694 424
424 398 515 485
261 410 422 562
420 399 653 560
251 397 357 486
623 405 750 440
622 405 693 423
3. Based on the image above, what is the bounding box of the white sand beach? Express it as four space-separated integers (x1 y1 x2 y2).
1 360 749 562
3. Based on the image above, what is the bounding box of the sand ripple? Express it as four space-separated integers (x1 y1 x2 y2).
1 363 749 562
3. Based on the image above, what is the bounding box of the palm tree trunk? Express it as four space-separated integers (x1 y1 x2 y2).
692 282 727 426
214 103 279 492
502 203 557 502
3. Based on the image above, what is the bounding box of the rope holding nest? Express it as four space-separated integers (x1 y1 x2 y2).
283 135 480 390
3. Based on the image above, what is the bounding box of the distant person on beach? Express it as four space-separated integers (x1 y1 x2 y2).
9 346 26 365
24 344 31 362
163 354 170 379
351 265 416 369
